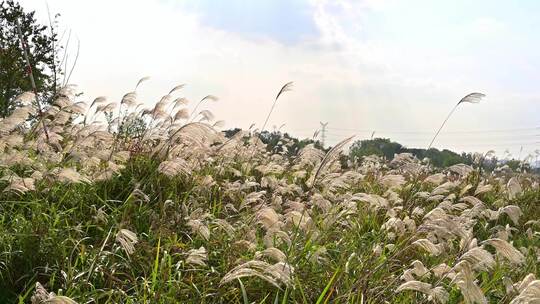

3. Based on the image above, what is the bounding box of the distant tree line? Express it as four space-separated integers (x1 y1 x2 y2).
224 128 325 157
348 138 471 167
224 130 535 173
348 137 534 172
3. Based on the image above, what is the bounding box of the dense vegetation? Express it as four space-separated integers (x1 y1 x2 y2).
349 138 534 173
1 3 539 304
0 83 539 304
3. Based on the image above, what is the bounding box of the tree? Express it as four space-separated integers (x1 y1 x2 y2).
407 148 472 167
349 138 404 161
258 130 324 156
0 0 60 117
504 159 529 172
222 128 325 157
349 138 477 168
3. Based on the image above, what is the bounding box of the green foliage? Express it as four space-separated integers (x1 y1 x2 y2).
0 0 60 117
118 114 148 140
349 138 490 171
0 152 538 303
505 159 527 171
258 130 325 155
349 138 403 160
408 147 473 168
223 128 325 156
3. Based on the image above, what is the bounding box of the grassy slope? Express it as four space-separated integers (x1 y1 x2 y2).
1 153 539 303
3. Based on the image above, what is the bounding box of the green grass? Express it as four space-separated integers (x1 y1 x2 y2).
0 83 538 303
0 152 538 303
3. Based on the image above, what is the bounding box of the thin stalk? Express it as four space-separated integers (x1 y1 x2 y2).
108 103 123 161
427 102 459 149
261 99 278 132
87 227 113 281
64 39 80 85
16 18 50 143
46 3 58 98
246 82 293 163
189 99 205 122
261 82 293 132
428 92 485 149
60 29 72 84
189 95 217 122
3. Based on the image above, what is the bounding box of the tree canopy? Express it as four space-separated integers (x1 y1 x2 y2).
349 137 476 168
0 0 60 117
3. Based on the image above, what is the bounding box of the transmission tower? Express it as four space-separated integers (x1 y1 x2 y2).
320 122 328 148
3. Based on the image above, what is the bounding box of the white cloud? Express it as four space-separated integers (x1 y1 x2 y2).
19 0 539 159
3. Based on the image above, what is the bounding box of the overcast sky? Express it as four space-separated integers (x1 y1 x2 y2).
21 0 539 159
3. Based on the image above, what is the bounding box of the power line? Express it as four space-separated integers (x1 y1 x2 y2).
289 129 538 139
283 127 540 150
321 134 539 145
320 134 539 145
285 127 539 141
324 126 539 134
324 135 540 142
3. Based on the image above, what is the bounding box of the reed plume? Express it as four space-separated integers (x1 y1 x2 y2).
428 92 485 149
260 81 293 132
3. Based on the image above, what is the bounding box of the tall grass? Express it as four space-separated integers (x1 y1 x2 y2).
0 84 538 303
428 92 486 149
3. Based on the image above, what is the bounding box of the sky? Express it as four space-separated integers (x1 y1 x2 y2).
20 0 540 160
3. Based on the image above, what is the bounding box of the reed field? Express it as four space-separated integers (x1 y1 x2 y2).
0 83 539 303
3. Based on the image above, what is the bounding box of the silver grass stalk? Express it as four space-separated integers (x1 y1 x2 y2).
459 247 495 271
514 274 537 293
213 219 235 237
396 280 432 295
260 82 293 132
220 260 293 289
499 205 522 225
412 238 442 256
452 261 487 304
169 84 186 95
31 282 51 304
254 247 287 263
309 135 354 188
428 92 485 149
42 296 78 304
186 247 208 266
115 229 138 255
189 95 218 122
31 282 78 304
510 280 540 304
507 177 522 199
396 280 449 303
482 238 525 264
135 76 150 90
